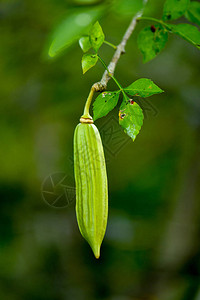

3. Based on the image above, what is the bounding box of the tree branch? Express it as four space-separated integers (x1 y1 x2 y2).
92 11 143 92
82 9 145 121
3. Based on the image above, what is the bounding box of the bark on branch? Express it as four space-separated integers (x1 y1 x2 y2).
92 11 143 92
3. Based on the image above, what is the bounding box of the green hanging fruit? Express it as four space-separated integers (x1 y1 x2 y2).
74 116 108 259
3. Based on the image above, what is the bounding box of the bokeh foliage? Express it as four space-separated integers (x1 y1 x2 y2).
0 0 200 299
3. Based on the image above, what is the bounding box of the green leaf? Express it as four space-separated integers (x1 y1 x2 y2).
89 21 105 52
169 23 200 49
82 54 98 74
163 0 189 20
124 78 164 98
112 0 145 16
137 25 168 63
93 91 120 121
119 95 144 141
79 36 92 52
48 6 103 57
185 1 200 26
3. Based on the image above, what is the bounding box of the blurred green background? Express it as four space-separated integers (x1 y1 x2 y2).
1 0 200 299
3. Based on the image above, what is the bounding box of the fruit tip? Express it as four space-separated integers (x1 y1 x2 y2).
91 244 100 259
95 253 100 259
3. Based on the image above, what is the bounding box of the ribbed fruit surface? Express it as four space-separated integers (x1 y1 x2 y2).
74 123 108 258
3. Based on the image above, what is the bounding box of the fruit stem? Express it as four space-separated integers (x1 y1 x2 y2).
82 86 95 120
82 54 126 121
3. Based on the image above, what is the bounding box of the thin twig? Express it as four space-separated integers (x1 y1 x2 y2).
92 11 143 92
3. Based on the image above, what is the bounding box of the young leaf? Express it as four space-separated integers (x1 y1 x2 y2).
48 6 103 57
185 1 200 26
89 21 105 52
79 36 92 52
82 54 98 74
124 78 163 98
137 25 168 63
119 95 144 141
169 23 200 49
93 91 120 121
162 0 189 21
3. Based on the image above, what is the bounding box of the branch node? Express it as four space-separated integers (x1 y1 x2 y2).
92 82 106 92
